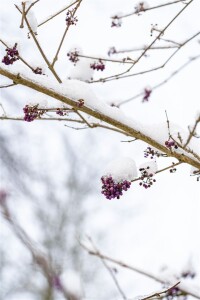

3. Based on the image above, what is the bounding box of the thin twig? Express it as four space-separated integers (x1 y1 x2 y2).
140 282 181 300
183 116 200 148
0 201 80 300
51 0 83 67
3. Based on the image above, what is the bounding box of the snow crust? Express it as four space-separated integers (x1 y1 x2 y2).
103 157 137 182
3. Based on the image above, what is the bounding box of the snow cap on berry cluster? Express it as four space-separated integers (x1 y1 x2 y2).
104 157 137 182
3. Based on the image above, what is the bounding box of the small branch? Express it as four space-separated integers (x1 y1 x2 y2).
132 162 182 183
1 67 200 169
0 83 17 89
91 2 195 83
119 54 200 106
51 0 83 67
38 0 79 27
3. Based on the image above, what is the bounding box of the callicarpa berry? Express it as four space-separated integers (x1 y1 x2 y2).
101 175 131 200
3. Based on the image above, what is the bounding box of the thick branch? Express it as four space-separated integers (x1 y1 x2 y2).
0 67 200 170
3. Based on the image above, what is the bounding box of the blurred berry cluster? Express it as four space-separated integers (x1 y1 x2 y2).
101 176 131 200
2 43 19 65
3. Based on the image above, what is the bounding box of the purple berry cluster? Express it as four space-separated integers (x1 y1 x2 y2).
33 67 43 75
23 104 45 122
139 166 156 189
2 43 19 65
66 9 78 26
144 147 165 159
67 49 79 64
165 139 178 150
101 176 131 200
111 16 122 27
142 88 152 102
90 59 105 71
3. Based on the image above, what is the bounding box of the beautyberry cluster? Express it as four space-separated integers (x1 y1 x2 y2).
139 166 156 189
144 147 165 159
165 139 178 150
90 59 105 71
142 88 152 102
23 104 45 122
65 9 78 26
67 49 79 64
111 16 122 27
101 176 131 200
2 43 19 65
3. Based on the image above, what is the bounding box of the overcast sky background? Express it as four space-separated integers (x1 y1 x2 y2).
0 0 200 299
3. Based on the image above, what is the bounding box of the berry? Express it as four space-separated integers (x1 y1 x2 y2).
101 176 131 200
142 88 152 102
90 59 105 71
